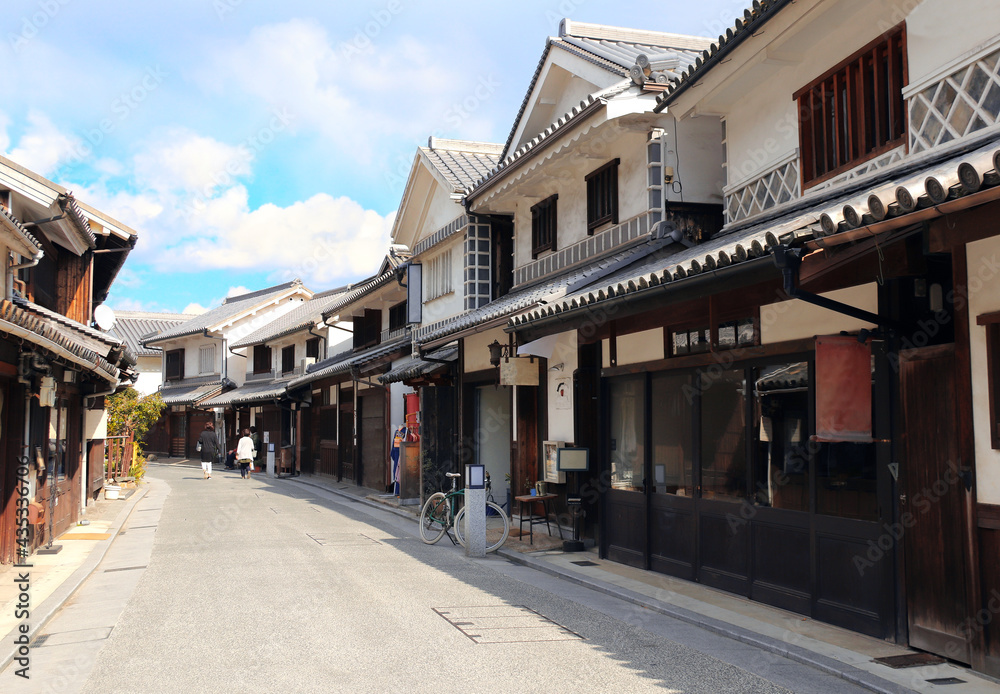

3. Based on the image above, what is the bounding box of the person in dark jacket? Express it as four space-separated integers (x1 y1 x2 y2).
198 421 220 479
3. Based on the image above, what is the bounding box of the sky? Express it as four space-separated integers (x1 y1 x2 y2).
2 0 745 314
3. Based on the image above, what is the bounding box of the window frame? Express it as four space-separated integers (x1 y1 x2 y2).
252 344 272 375
281 345 295 374
530 194 558 259
794 24 907 189
306 337 320 360
165 348 184 381
198 344 216 375
585 158 620 234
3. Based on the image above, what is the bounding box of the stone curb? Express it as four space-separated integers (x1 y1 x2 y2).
497 549 916 694
0 486 149 673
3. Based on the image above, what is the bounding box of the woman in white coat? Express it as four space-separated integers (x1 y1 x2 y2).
236 428 256 480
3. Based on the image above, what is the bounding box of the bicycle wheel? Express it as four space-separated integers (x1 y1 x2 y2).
419 493 450 544
454 501 510 552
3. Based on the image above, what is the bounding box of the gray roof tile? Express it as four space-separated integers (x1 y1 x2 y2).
230 288 347 349
110 311 192 357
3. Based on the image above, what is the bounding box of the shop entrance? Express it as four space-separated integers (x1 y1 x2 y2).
899 344 973 664
475 385 511 507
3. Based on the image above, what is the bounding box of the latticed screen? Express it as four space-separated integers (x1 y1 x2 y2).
796 25 906 187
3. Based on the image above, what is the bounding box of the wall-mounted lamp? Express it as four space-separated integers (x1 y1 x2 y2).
663 166 675 185
549 363 565 372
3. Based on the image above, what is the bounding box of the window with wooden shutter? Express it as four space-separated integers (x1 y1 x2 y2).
306 337 320 360
165 349 184 381
796 25 906 188
199 345 216 374
531 194 557 259
281 345 295 374
252 344 272 374
586 159 619 234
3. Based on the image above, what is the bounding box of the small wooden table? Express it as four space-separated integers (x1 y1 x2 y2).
514 493 563 545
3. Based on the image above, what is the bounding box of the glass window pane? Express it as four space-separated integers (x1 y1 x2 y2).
609 378 645 492
753 363 810 512
738 318 756 345
690 329 710 354
652 373 693 496
700 370 746 501
672 331 689 356
718 321 736 348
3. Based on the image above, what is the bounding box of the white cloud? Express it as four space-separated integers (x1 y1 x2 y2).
6 110 81 176
226 286 251 298
134 129 251 193
183 303 209 315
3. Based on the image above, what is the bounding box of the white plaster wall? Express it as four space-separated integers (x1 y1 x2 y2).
725 82 800 190
464 326 507 373
907 0 1000 88
545 331 579 443
967 236 1000 504
421 186 463 243
602 328 665 368
421 237 464 327
389 381 405 431
133 355 163 396
760 283 878 344
668 115 725 206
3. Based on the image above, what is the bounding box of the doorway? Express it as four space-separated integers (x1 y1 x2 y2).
475 385 512 507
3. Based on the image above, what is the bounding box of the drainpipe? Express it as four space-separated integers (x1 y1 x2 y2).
308 324 327 360
7 250 43 300
771 245 903 334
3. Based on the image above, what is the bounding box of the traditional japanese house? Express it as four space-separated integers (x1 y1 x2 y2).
502 0 1000 676
0 156 138 563
287 250 413 491
143 280 313 458
443 19 720 531
202 287 348 474
381 138 502 500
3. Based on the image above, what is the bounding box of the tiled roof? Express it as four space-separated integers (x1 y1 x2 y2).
500 19 712 159
230 287 347 349
110 311 192 357
57 193 97 250
510 136 1000 330
415 234 674 348
144 280 308 344
0 299 122 383
287 334 413 390
319 271 397 321
653 0 792 113
378 345 457 385
0 202 42 254
158 381 223 406
421 139 502 193
200 379 292 407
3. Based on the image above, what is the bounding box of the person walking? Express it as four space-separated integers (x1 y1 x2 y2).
237 428 256 480
198 422 220 479
249 426 262 477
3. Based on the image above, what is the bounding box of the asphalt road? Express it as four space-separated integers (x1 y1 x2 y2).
13 462 875 693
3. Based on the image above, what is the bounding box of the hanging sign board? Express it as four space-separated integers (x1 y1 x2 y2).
814 335 873 442
500 356 539 386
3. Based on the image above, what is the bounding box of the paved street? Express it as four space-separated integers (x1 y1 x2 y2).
4 462 879 693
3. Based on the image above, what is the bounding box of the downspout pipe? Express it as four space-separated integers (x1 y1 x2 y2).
771 245 903 334
7 250 43 300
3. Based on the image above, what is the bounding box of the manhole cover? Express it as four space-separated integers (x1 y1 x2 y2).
571 560 598 567
306 533 380 546
434 605 584 644
927 678 966 685
874 653 946 669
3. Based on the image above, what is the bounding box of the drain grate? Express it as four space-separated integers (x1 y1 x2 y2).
126 525 157 530
874 653 946 669
571 560 598 567
306 532 380 546
434 605 584 644
926 678 966 685
103 565 147 573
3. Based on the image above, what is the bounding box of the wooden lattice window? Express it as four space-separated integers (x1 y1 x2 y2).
306 337 320 360
531 194 557 259
795 25 907 188
389 301 408 332
586 159 619 234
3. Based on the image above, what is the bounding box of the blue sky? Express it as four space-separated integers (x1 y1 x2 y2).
3 0 744 314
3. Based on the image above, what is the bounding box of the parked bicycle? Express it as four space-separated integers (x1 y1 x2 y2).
419 471 509 552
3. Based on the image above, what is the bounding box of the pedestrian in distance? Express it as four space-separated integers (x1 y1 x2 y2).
237 428 256 480
249 425 262 477
198 422 220 479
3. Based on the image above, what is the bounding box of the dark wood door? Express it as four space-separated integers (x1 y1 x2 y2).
899 344 972 664
604 377 647 567
359 389 386 490
338 407 354 483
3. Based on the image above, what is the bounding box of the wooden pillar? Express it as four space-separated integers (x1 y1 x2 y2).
295 408 302 474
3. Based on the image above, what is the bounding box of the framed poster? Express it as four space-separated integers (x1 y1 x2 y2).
558 447 589 472
542 440 566 484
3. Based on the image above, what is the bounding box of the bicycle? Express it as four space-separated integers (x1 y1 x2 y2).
419 471 509 552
